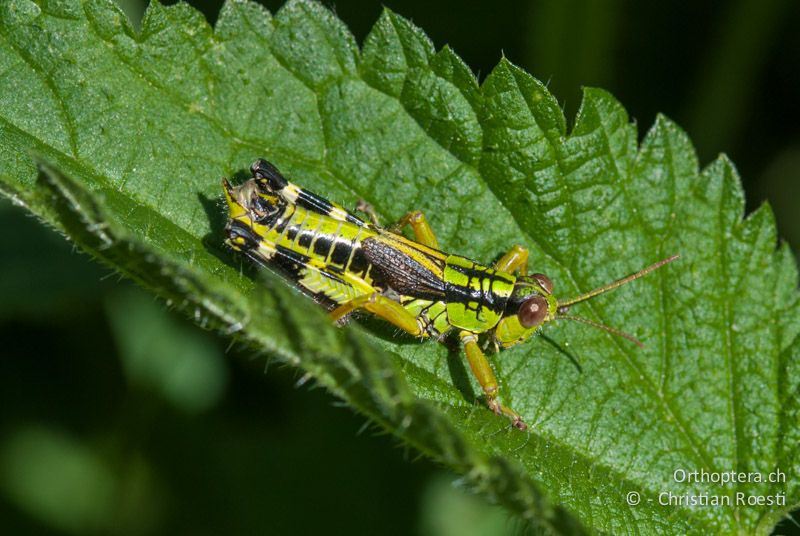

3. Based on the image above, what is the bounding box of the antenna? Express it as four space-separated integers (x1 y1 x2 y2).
557 254 680 311
556 314 644 348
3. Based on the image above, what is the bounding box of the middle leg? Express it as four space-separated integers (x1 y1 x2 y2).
390 210 440 250
460 330 527 430
493 245 529 275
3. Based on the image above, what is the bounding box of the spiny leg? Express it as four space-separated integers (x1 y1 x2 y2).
494 244 529 275
390 210 440 249
329 293 423 337
459 330 527 430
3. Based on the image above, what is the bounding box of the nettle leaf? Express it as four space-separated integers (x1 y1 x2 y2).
1 0 798 532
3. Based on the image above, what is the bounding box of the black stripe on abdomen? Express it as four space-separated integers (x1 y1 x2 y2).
312 235 334 259
330 239 351 266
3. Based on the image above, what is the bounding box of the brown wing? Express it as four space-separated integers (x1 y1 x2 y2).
362 234 446 300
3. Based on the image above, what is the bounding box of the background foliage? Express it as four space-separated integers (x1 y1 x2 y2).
1 0 799 534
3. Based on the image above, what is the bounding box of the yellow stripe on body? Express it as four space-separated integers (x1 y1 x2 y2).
323 220 344 265
372 231 447 277
266 204 381 300
280 182 302 204
279 181 358 225
344 226 365 272
298 266 369 304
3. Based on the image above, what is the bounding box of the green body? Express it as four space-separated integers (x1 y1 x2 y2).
223 161 554 347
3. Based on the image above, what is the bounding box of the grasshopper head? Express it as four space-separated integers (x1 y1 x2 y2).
493 255 680 350
494 274 558 348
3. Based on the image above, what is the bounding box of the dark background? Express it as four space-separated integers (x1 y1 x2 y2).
2 0 798 534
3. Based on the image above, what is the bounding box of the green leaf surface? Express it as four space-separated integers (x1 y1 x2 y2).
1 0 798 533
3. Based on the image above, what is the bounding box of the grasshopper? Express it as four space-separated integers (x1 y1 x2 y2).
224 159 678 430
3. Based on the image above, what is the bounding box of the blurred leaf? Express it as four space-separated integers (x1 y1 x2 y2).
0 0 798 533
0 426 162 535
525 0 621 117
418 474 516 536
684 0 789 157
106 288 228 413
754 144 800 254
113 0 145 28
0 200 108 319
2 427 106 534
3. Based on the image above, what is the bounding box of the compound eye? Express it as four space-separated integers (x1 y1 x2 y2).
531 273 553 294
518 295 549 328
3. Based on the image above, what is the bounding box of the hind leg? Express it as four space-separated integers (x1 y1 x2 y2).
329 293 423 337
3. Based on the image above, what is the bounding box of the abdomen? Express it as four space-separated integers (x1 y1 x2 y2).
229 201 386 309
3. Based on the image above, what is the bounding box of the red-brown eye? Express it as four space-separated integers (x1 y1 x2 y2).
531 273 553 294
518 295 549 328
